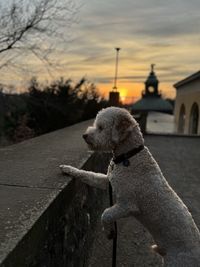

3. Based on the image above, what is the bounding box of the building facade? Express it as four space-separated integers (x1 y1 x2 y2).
174 71 200 135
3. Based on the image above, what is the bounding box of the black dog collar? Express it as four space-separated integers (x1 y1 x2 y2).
113 145 144 167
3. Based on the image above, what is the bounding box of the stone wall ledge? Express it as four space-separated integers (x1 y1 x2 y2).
0 119 111 267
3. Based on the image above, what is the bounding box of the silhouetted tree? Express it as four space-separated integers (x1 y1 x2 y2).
26 77 107 134
0 77 107 146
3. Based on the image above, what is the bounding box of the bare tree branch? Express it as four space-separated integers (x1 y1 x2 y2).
0 0 80 72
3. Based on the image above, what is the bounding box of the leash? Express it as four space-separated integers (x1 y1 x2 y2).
109 182 117 267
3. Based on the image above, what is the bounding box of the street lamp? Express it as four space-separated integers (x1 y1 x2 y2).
113 48 121 91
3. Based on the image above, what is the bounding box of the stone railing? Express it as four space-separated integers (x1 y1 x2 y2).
0 120 111 267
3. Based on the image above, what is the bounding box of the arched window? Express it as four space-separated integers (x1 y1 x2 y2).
189 103 199 134
178 104 186 133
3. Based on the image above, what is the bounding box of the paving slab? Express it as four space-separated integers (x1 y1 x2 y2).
145 134 200 226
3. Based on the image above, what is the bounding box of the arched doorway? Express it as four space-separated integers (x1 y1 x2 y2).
189 103 199 134
178 104 186 133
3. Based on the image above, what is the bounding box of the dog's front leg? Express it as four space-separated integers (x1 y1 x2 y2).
60 165 108 190
101 203 139 239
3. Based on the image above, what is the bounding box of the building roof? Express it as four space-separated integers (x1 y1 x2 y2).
132 97 173 113
131 64 173 114
174 70 200 88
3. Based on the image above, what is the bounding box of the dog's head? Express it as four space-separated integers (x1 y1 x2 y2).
83 107 142 151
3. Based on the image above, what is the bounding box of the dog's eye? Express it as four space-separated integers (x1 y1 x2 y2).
98 125 103 131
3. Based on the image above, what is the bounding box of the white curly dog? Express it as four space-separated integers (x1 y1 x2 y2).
60 107 200 266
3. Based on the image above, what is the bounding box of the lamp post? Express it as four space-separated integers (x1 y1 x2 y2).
109 47 121 106
113 48 121 91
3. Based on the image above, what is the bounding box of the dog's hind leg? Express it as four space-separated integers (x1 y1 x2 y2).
60 165 108 189
101 203 140 238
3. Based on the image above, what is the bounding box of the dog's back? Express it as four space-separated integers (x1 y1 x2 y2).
110 146 200 259
136 148 200 259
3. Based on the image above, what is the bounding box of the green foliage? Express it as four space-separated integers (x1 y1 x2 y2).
0 77 108 146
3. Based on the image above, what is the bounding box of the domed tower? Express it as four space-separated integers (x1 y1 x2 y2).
131 64 173 133
143 64 160 97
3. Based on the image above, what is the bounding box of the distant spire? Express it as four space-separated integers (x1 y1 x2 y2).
151 63 155 72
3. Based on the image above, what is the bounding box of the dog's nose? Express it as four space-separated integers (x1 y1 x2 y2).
82 134 88 140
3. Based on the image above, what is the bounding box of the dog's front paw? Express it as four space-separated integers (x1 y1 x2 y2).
59 165 75 175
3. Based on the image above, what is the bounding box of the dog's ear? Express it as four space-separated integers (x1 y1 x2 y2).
112 114 133 144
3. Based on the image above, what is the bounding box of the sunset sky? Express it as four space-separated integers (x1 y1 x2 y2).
1 0 200 103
